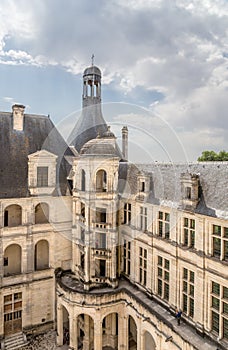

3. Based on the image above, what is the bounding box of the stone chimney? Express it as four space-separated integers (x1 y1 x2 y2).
12 104 25 131
122 126 128 160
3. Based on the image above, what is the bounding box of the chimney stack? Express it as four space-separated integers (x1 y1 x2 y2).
122 126 128 160
12 104 25 131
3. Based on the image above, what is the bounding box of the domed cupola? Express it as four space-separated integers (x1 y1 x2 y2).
83 62 102 108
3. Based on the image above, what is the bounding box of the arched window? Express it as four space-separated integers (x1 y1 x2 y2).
34 240 49 270
96 169 107 192
81 169 86 191
4 205 22 227
128 316 137 349
35 203 49 224
4 244 22 276
144 331 156 350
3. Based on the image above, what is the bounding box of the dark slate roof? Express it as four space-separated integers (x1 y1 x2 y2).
119 162 228 219
69 103 108 152
83 65 101 77
80 137 121 157
0 111 73 198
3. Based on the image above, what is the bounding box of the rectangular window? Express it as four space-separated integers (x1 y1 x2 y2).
124 203 131 225
37 166 48 187
183 218 195 248
182 268 194 318
140 207 147 231
123 240 131 276
139 247 147 286
157 256 170 301
212 225 228 260
158 211 170 239
211 281 228 340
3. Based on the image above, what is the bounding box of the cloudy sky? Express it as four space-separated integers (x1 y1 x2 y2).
0 0 227 162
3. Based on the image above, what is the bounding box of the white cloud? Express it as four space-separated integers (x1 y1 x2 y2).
0 0 227 159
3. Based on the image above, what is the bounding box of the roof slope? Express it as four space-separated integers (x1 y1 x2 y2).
0 112 73 198
119 162 228 218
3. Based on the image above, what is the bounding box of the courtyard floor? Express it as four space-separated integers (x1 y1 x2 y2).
21 331 68 350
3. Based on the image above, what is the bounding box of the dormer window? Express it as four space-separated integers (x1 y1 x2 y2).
136 174 150 201
180 173 199 210
28 150 57 195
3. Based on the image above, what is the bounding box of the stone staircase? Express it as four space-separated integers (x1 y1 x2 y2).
4 332 28 350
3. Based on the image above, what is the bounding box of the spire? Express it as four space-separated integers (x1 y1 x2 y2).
91 54 94 66
70 64 108 152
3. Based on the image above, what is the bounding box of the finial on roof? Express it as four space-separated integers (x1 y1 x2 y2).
91 54 94 66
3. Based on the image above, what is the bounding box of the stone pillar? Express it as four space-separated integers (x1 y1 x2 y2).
118 314 128 350
83 315 91 350
94 318 103 350
69 316 78 350
137 320 142 350
56 304 63 346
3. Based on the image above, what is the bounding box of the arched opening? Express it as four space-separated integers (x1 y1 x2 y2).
34 240 49 270
77 314 94 349
128 316 137 349
81 169 86 191
144 331 156 350
4 205 22 227
102 313 118 349
4 244 22 276
63 306 69 346
35 203 49 224
96 169 107 192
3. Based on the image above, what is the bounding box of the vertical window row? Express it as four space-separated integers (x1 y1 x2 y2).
140 207 147 231
123 240 131 276
183 218 195 248
158 211 170 239
139 247 147 286
157 256 169 301
211 281 228 340
182 268 194 317
212 225 228 261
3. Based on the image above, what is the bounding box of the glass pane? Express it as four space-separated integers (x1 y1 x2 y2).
144 249 147 259
223 302 228 315
190 231 195 248
183 268 188 280
159 211 163 220
223 287 228 300
4 295 12 303
213 225 221 236
224 241 228 260
164 271 169 281
184 218 188 227
212 282 220 295
183 281 187 293
165 224 170 239
212 296 220 311
164 283 169 300
190 219 195 229
165 259 170 270
165 213 170 222
223 317 228 340
158 279 162 296
213 238 221 257
159 221 163 236
190 271 194 283
189 298 194 317
190 284 194 296
158 256 162 266
183 294 188 312
184 229 188 245
158 267 162 277
212 311 219 333
224 227 228 238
